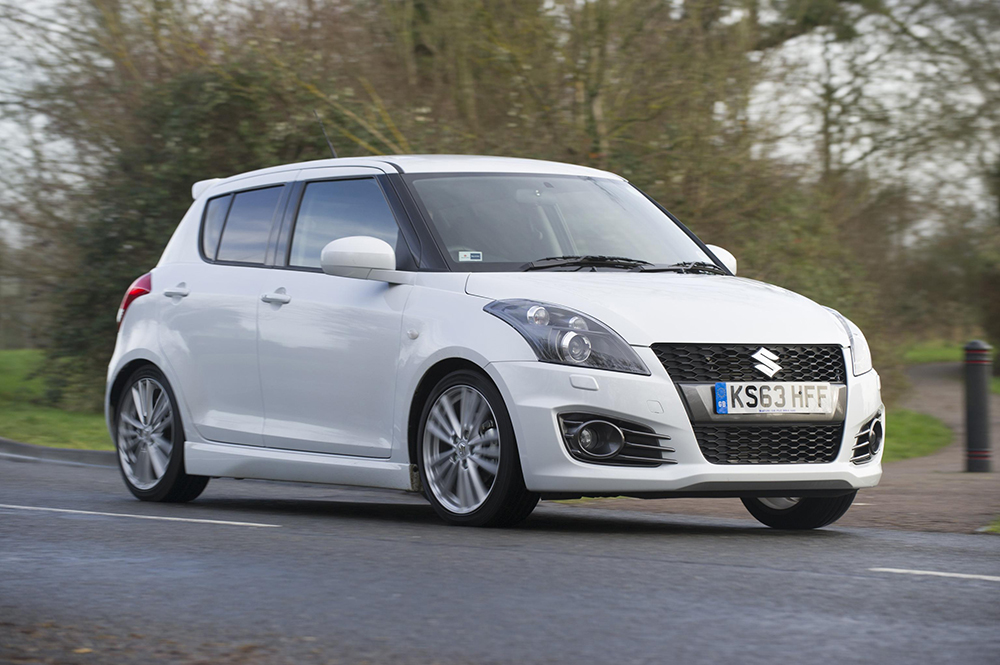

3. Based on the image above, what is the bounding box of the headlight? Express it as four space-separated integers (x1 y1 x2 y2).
827 308 873 376
485 299 650 375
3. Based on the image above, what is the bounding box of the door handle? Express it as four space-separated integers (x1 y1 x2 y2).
163 285 190 298
261 292 291 305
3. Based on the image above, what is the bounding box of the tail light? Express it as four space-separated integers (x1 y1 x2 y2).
117 273 152 330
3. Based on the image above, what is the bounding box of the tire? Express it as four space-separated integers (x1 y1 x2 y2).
113 365 208 503
417 369 539 527
741 492 856 530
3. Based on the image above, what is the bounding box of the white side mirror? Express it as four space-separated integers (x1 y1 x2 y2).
705 244 737 275
321 236 396 280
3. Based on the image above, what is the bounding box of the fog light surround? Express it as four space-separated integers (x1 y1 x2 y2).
869 419 883 455
574 420 626 459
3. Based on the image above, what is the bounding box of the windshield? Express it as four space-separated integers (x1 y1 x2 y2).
404 174 712 270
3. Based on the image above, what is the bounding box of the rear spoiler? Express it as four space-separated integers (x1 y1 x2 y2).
191 178 222 200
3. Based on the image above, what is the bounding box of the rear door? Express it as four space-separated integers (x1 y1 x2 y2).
158 172 294 446
257 169 414 457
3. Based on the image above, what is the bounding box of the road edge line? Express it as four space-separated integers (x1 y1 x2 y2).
0 437 116 468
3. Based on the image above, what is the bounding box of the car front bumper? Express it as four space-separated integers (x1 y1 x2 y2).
487 347 883 497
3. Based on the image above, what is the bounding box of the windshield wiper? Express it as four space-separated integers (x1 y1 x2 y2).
638 261 728 275
522 255 653 271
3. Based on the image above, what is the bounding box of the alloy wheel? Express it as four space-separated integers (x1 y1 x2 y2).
117 377 174 490
422 385 501 514
758 497 801 511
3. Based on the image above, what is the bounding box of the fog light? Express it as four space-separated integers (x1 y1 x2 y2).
559 331 592 364
870 420 883 455
575 420 625 458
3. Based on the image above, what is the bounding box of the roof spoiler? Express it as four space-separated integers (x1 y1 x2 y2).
192 178 222 200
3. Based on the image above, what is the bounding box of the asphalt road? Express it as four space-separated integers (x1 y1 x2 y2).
2 456 999 664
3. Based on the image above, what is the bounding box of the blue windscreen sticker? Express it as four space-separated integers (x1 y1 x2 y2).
715 382 728 414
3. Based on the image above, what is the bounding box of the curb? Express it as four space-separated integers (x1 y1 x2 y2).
0 437 116 468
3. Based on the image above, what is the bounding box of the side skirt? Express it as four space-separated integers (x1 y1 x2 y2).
185 441 414 491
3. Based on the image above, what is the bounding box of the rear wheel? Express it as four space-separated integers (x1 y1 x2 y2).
417 370 538 527
741 492 856 530
115 366 208 502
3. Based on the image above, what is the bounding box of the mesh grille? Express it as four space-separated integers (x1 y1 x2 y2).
652 344 846 383
694 424 844 464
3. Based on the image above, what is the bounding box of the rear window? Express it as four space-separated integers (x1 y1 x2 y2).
201 194 232 260
215 186 283 264
289 178 401 269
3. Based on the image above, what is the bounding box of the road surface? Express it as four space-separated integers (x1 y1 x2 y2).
2 456 998 664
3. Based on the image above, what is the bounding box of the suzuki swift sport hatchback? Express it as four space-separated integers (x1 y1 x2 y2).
107 155 884 529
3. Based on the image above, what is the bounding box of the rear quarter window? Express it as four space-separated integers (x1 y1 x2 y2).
215 186 284 265
201 194 232 260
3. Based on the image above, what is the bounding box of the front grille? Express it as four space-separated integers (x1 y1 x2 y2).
652 344 846 383
558 413 676 467
694 423 844 464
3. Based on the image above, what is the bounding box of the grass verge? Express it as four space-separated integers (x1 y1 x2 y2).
903 340 966 364
983 518 1000 534
0 349 111 450
883 409 952 463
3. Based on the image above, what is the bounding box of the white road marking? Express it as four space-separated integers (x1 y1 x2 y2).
0 503 281 528
869 567 1000 583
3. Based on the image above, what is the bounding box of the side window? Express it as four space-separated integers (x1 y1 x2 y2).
289 178 401 269
201 194 232 260
216 186 283 264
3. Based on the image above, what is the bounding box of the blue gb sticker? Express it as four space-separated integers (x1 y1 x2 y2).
714 382 728 414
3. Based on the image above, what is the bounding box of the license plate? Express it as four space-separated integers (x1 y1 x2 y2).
714 382 834 415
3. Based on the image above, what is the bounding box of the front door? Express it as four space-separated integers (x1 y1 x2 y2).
256 174 413 457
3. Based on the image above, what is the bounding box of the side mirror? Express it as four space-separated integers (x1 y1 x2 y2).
705 244 737 275
321 236 396 280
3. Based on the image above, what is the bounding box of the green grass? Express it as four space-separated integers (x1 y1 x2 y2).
993 377 1000 396
0 349 111 450
903 340 966 364
883 409 953 463
983 517 1000 534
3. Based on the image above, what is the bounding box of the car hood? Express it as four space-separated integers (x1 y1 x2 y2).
465 272 848 347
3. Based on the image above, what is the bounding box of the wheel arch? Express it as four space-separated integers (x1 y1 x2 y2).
107 359 160 430
407 357 488 467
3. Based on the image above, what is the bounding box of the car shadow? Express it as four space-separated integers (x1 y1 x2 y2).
186 491 852 539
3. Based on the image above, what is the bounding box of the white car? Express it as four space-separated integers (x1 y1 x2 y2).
107 155 884 529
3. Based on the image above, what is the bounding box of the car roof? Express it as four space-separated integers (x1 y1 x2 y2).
194 155 626 198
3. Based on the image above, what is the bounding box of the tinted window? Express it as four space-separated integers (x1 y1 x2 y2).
289 179 401 269
216 186 283 264
407 175 710 269
201 194 232 260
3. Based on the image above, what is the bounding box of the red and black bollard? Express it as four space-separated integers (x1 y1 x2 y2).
964 340 993 472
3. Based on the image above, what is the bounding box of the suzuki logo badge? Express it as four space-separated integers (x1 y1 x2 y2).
751 347 781 378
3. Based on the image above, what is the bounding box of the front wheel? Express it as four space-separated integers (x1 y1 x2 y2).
741 492 856 530
417 370 539 527
114 366 208 503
